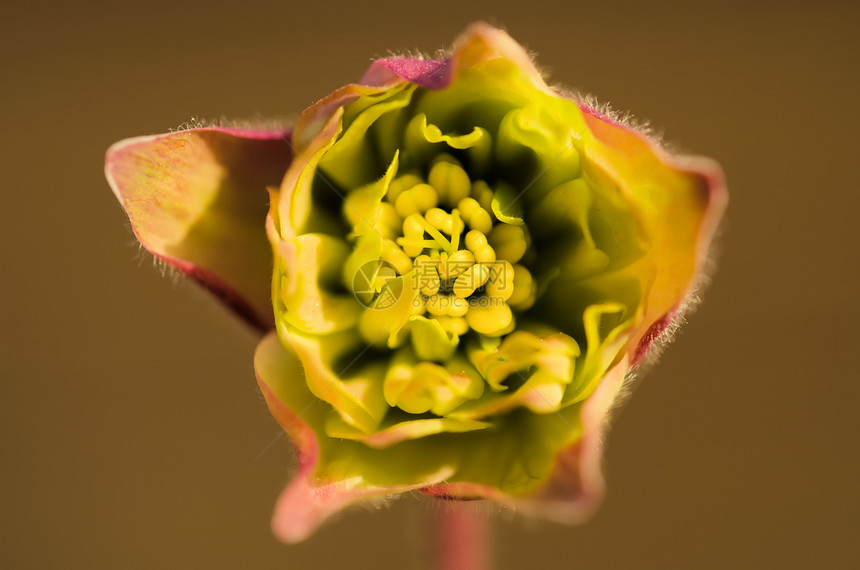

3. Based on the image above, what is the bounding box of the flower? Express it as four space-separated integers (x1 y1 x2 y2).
106 23 726 543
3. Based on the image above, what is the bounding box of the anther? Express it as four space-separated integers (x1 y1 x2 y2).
395 183 438 217
457 198 493 235
508 264 536 310
465 230 496 263
470 180 495 213
378 202 403 240
442 249 476 281
453 263 491 298
381 239 413 275
488 224 527 264
428 159 472 206
484 260 515 302
413 254 440 295
466 302 514 336
400 213 427 257
387 174 423 203
430 315 469 336
425 208 465 237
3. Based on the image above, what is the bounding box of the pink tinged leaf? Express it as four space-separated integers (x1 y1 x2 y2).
106 127 292 330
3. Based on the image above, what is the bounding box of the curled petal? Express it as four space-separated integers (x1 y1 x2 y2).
326 415 490 449
106 127 292 330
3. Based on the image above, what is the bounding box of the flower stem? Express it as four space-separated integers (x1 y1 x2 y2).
437 504 491 570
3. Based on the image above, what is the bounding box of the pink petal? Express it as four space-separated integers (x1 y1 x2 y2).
106 127 291 330
359 22 548 93
361 58 452 89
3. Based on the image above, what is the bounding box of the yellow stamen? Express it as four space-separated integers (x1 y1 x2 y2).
381 239 413 275
466 302 514 336
395 183 438 217
450 209 462 251
443 249 476 281
453 264 491 298
425 207 464 237
471 180 495 213
428 159 471 206
430 315 469 336
488 224 527 264
445 296 469 317
413 255 440 295
425 294 446 316
400 213 427 257
484 260 515 302
416 214 453 253
378 202 403 240
387 173 423 203
508 264 536 310
465 230 496 263
457 197 493 235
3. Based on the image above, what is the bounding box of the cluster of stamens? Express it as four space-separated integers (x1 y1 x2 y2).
366 156 536 338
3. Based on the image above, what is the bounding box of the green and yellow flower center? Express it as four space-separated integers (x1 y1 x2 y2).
252 27 718 507
273 58 645 439
358 154 536 342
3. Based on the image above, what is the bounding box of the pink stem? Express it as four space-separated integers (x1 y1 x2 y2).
437 505 491 570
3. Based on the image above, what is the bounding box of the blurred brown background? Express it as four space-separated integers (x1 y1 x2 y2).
3 0 858 568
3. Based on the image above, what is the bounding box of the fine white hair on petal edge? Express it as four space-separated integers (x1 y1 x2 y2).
170 115 293 134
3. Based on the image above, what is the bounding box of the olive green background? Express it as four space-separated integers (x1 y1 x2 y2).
3 0 858 568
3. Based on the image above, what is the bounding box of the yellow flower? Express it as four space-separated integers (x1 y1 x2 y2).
106 23 726 542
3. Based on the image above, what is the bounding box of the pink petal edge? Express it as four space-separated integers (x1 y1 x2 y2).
577 106 728 364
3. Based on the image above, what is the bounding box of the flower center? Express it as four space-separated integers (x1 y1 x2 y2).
360 155 536 341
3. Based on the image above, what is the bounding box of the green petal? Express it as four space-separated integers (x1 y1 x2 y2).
325 414 490 449
563 302 636 405
318 85 414 190
357 274 422 348
490 182 524 225
342 151 399 238
408 315 459 361
494 105 583 195
279 326 388 433
274 233 361 334
452 330 580 418
259 329 584 495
